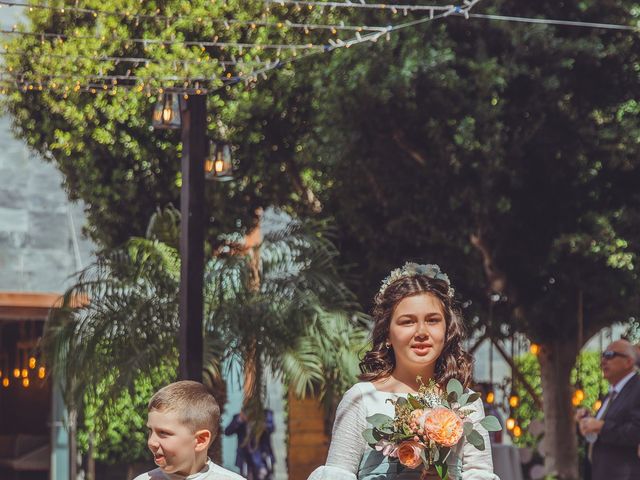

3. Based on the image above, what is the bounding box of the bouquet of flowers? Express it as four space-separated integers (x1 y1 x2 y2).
362 378 501 479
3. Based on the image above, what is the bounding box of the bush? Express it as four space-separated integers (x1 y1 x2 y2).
78 363 176 465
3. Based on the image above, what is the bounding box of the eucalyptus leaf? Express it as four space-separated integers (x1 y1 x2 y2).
462 421 474 436
362 428 377 445
366 413 394 428
447 391 458 404
480 415 503 432
446 378 463 397
466 429 485 451
466 392 481 404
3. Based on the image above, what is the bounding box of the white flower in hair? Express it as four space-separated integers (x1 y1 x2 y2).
378 262 454 298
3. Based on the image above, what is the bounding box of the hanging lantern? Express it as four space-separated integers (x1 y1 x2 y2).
506 417 516 430
152 92 182 129
486 391 495 404
205 142 234 181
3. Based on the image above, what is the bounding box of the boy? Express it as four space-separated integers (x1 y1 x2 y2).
134 380 245 480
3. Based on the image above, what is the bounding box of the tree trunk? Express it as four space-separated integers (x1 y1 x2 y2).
538 338 579 480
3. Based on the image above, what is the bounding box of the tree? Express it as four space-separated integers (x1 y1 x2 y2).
0 0 335 247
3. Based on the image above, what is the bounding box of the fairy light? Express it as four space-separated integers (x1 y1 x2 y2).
530 343 540 355
28 356 36 369
513 425 522 437
486 391 495 404
506 418 516 430
593 399 602 412
21 368 28 378
509 394 520 408
12 368 19 378
0 1 387 34
22 377 29 388
2 378 8 387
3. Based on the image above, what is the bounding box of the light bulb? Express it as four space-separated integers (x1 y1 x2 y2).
29 357 36 369
13 368 20 378
513 425 522 437
38 367 46 379
506 418 516 430
530 344 540 355
509 395 520 408
486 391 495 404
2 378 9 387
593 399 602 412
22 378 29 388
21 369 28 378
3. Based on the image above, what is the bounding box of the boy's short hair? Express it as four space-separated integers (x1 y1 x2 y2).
148 381 220 435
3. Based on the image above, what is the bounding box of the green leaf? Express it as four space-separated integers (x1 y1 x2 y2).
462 421 474 436
435 462 449 479
408 395 423 409
480 415 502 432
366 413 394 428
466 429 485 451
362 428 377 445
446 378 463 398
466 392 481 404
447 391 458 404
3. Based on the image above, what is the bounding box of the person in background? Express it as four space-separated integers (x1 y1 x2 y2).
577 339 640 480
225 409 275 480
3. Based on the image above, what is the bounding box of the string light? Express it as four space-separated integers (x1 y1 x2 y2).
0 29 328 52
28 357 36 369
2 378 8 387
38 366 45 379
509 393 520 408
264 0 455 13
530 343 540 355
0 1 387 34
513 425 522 437
22 377 29 388
506 417 516 430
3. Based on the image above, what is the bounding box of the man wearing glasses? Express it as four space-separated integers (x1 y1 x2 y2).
577 339 640 480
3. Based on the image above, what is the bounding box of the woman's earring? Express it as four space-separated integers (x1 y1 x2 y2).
384 341 391 350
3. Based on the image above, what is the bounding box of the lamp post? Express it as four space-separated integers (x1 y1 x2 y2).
153 92 206 382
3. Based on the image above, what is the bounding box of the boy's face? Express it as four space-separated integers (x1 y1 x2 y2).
147 408 210 476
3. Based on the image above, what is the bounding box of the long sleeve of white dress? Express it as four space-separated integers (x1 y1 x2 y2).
459 398 500 479
307 384 367 480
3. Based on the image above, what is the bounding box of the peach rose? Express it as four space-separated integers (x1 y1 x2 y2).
423 407 464 447
396 440 424 469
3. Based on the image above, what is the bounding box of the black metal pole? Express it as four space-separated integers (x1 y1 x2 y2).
179 95 206 382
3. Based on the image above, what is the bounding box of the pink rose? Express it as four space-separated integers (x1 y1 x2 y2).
396 440 424 469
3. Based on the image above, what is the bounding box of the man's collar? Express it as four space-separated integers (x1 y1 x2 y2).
611 370 637 393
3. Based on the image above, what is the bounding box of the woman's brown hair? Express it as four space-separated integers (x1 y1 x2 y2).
359 273 473 388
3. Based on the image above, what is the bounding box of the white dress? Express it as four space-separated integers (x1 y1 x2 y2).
308 382 500 480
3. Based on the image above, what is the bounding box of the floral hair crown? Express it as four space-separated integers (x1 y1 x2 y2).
378 262 454 298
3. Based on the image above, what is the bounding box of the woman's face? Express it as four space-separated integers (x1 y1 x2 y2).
388 293 447 372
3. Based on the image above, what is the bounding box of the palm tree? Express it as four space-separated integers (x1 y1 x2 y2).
44 207 368 436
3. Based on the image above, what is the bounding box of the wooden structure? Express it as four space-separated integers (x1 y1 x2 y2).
287 391 330 480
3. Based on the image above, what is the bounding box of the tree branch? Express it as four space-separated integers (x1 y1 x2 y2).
392 129 427 167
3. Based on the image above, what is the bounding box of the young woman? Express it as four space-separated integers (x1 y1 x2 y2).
308 263 498 479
